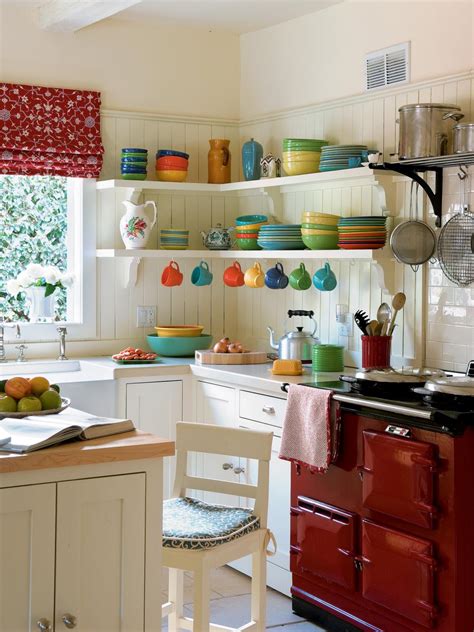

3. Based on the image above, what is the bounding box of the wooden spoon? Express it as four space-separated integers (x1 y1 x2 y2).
367 320 379 336
387 292 406 336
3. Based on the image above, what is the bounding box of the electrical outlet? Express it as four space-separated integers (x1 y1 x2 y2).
338 317 353 337
136 306 157 328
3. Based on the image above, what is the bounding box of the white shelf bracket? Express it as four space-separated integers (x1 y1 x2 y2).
372 248 395 295
124 256 141 288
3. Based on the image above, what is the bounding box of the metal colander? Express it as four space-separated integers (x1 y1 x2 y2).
390 181 437 272
438 205 474 286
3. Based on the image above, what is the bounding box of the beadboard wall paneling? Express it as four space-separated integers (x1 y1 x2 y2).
95 73 474 370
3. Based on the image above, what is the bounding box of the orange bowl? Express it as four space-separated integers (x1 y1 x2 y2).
156 156 189 169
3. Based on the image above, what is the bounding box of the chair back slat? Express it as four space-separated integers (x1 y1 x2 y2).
182 475 258 499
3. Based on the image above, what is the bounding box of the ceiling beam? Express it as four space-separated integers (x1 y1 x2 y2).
38 0 143 32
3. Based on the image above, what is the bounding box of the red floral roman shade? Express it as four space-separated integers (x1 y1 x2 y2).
0 83 104 178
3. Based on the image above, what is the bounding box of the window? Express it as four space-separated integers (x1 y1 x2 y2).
0 175 96 340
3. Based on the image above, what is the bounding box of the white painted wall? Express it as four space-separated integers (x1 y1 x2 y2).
0 4 240 119
240 0 473 120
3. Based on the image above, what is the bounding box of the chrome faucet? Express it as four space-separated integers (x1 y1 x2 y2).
57 326 68 360
0 318 20 363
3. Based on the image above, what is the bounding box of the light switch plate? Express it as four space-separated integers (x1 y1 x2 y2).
136 305 157 327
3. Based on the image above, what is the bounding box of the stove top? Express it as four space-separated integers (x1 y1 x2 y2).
294 379 474 436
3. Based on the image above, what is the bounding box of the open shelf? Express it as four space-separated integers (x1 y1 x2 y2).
96 248 380 260
96 167 390 195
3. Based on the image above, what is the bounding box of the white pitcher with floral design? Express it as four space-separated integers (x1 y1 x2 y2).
120 200 157 249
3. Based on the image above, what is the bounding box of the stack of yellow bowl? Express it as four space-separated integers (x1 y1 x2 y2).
301 211 340 250
282 138 328 176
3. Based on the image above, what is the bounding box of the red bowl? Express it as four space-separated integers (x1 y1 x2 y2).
156 156 189 169
236 232 259 238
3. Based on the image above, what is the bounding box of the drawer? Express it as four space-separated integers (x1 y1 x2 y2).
239 390 287 428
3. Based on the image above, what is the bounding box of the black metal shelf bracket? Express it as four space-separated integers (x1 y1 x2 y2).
370 163 444 227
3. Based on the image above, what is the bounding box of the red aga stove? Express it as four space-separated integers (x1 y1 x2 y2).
286 364 474 632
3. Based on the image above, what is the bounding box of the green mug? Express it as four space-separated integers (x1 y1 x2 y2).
289 263 312 291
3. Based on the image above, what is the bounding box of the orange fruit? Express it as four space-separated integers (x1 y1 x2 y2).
29 376 50 397
5 377 32 400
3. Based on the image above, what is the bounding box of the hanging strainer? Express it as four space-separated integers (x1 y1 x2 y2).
390 181 437 272
438 173 474 286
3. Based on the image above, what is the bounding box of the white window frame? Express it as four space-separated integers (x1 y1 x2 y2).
4 178 97 344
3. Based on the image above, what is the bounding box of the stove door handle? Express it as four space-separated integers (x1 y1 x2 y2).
411 454 439 473
337 547 353 558
339 375 357 384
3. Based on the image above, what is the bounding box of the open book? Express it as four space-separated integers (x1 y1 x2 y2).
0 408 135 454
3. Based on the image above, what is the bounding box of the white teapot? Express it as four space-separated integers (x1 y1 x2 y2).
120 200 157 249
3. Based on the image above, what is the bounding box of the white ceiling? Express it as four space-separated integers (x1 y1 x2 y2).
116 0 345 34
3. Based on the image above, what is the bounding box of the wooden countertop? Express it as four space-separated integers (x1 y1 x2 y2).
0 430 175 474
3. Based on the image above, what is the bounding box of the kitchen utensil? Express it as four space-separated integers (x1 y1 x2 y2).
381 320 390 336
201 224 234 250
242 138 263 181
354 310 370 335
453 122 474 153
312 263 337 291
191 261 213 286
161 260 183 287
147 333 212 357
397 103 464 159
267 309 320 363
390 181 436 271
423 375 474 397
366 320 379 336
154 325 204 337
387 292 406 336
265 262 289 289
377 302 392 326
0 397 71 420
289 263 312 290
340 368 444 385
119 200 157 249
223 261 245 287
208 138 231 184
244 262 265 288
195 350 269 365
438 174 474 286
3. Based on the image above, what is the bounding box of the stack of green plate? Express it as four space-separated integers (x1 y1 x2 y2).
312 344 344 372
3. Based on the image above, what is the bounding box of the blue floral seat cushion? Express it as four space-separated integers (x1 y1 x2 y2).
163 497 260 550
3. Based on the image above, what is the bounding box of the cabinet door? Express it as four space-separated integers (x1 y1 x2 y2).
239 419 290 573
195 381 237 505
126 380 183 498
362 520 437 628
0 484 56 632
55 474 146 632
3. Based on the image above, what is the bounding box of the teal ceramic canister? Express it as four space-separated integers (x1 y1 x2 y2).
242 138 263 181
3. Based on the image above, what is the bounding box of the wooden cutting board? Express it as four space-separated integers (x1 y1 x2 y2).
195 350 270 365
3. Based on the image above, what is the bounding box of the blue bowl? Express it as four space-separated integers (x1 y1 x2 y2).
121 157 148 164
147 334 212 357
156 149 190 159
235 214 268 225
122 147 147 154
121 167 147 174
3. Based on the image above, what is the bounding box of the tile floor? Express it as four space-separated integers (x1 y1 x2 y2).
161 565 326 631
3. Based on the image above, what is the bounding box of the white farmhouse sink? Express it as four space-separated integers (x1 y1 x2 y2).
0 360 81 376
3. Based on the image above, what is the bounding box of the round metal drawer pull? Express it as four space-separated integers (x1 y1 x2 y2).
222 462 234 470
234 467 245 474
262 405 275 414
62 614 77 629
36 619 51 631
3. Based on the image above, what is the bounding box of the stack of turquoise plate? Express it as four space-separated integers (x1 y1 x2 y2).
160 228 189 250
312 344 344 373
257 225 305 250
319 145 368 172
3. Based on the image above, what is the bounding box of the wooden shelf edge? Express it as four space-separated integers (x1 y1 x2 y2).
96 248 380 260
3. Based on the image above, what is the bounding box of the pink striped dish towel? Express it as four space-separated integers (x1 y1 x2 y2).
279 384 338 473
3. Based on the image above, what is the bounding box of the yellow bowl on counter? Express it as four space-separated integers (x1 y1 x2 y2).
154 325 204 337
156 170 188 182
282 150 321 161
302 213 340 226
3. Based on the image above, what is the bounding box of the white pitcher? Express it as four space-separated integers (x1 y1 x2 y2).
120 200 157 249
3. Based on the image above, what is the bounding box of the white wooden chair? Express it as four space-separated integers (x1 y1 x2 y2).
161 421 274 632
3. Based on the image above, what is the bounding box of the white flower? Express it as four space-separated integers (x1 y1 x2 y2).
17 269 35 287
61 272 74 288
6 279 21 296
26 263 45 278
43 266 60 285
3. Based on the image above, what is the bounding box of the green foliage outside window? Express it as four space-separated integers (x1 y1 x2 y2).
0 175 68 321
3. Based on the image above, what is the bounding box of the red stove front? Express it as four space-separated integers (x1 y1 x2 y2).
290 409 474 632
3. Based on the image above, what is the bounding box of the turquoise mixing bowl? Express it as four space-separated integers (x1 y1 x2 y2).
147 333 212 357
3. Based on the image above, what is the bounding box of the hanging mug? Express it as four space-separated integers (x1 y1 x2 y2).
265 262 289 289
289 263 312 290
161 261 183 287
191 261 213 286
244 262 265 288
223 261 245 287
313 262 337 291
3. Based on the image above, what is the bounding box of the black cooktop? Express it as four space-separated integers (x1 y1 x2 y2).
290 379 474 436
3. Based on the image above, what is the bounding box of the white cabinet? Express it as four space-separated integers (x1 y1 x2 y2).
126 380 182 498
1 473 148 632
195 381 238 505
0 484 56 632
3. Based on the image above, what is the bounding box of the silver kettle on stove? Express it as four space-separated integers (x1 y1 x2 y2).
267 310 320 362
